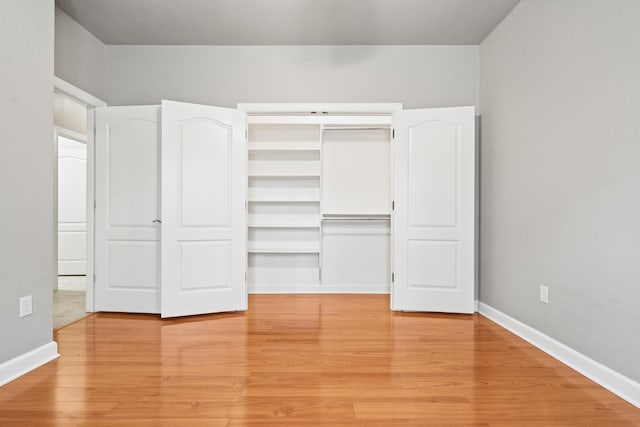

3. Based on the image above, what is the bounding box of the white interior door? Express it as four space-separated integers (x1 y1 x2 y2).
57 135 87 276
94 106 161 313
392 107 475 313
161 100 247 318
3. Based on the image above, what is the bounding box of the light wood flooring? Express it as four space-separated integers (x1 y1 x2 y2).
53 276 87 329
1 294 638 425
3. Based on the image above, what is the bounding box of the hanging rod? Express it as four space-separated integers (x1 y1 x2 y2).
322 126 390 131
322 214 390 221
322 217 390 221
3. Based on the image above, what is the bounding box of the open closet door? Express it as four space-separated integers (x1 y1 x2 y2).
94 106 161 313
161 100 247 318
392 107 475 313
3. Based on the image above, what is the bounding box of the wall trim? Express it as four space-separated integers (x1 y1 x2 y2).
0 342 59 387
53 77 105 313
238 102 403 115
249 285 390 294
54 76 106 108
478 302 640 409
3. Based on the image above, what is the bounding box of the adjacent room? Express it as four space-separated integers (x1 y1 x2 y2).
1 0 639 424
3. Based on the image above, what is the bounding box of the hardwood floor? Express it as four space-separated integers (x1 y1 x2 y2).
1 294 638 425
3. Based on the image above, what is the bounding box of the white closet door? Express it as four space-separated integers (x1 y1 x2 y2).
58 135 87 275
392 107 475 313
94 106 161 313
161 100 247 318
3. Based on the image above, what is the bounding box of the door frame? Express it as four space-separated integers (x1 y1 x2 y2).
238 103 403 296
53 77 106 312
237 103 402 115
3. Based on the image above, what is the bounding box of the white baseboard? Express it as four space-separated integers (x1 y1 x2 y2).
0 342 59 387
249 284 390 294
478 302 640 409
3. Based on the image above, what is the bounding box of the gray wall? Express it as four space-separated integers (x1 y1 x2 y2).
0 0 55 363
480 0 640 382
55 7 106 100
105 45 478 108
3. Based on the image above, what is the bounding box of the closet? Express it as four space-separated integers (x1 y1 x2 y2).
246 114 392 293
91 102 475 317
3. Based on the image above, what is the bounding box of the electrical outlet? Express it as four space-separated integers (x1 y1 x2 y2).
19 295 33 317
539 285 549 304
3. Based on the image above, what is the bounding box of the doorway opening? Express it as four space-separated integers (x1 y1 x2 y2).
54 93 88 328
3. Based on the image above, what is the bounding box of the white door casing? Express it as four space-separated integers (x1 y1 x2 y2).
94 106 161 313
391 106 475 313
161 100 247 318
57 135 87 276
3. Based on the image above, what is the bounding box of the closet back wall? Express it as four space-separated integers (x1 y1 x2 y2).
105 46 478 108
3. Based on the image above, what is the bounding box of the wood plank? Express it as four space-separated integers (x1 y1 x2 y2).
0 295 638 425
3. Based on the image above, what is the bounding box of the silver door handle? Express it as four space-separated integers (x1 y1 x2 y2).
152 219 162 224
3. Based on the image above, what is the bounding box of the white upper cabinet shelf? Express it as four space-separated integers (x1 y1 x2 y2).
246 115 392 126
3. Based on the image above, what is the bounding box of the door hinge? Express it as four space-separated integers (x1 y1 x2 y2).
392 200 395 211
245 272 247 283
94 200 96 209
319 268 322 281
392 272 395 283
93 273 96 283
245 129 248 139
392 129 395 139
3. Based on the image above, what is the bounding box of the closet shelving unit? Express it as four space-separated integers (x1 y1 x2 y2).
247 119 323 288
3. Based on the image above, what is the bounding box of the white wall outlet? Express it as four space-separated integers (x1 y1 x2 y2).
540 285 549 304
19 295 33 317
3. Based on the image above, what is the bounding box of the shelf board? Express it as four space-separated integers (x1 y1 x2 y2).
249 224 320 229
248 215 320 228
248 142 320 151
247 115 393 126
247 241 320 254
249 161 320 177
248 188 320 202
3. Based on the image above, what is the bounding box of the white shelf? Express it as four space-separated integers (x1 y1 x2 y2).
248 214 320 228
248 188 320 202
247 241 320 254
249 161 320 177
248 141 320 151
246 115 393 125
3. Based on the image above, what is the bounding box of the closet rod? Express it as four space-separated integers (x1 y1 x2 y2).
322 126 389 131
322 217 390 221
322 217 389 222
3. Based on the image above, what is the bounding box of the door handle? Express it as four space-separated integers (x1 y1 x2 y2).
152 219 162 224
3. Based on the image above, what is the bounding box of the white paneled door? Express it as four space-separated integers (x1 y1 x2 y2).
161 101 247 318
392 107 475 313
94 106 161 313
57 135 87 275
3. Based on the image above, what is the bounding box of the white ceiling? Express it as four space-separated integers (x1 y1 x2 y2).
55 0 521 45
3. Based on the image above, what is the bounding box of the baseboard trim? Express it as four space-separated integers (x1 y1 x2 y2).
478 302 640 408
249 285 390 294
0 342 59 387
